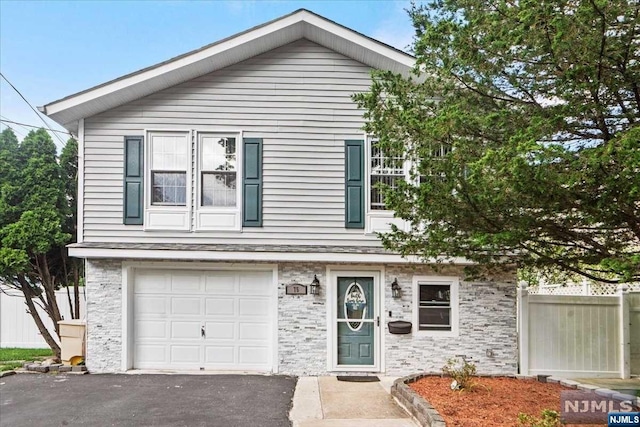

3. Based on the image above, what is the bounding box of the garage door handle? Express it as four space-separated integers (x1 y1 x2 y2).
201 326 206 338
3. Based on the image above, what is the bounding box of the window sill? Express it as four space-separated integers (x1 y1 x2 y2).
196 209 241 231
413 330 459 338
144 208 190 231
366 212 406 234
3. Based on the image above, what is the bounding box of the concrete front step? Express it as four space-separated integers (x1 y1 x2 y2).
290 376 418 427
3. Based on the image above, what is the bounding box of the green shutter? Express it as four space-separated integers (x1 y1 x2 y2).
243 138 263 227
123 136 144 225
345 139 364 229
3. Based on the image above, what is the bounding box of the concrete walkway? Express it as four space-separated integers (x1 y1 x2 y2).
289 377 418 427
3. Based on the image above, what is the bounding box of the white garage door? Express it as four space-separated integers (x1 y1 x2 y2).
133 269 274 371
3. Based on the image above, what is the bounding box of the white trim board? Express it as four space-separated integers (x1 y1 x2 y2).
69 246 475 265
76 118 85 243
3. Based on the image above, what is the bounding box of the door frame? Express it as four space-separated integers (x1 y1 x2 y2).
121 261 278 373
326 266 384 372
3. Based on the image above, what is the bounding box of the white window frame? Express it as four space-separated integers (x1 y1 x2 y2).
195 131 242 231
365 136 452 233
412 275 459 337
365 135 409 233
144 130 192 231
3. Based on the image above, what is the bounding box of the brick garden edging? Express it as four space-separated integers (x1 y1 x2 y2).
391 373 447 427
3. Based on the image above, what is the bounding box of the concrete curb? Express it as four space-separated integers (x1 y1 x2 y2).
0 370 16 378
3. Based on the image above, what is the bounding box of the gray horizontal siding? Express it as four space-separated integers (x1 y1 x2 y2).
83 39 381 246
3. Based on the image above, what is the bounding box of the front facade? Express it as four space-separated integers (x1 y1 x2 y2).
44 10 518 375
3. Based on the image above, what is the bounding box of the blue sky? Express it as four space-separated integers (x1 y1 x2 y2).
0 0 414 150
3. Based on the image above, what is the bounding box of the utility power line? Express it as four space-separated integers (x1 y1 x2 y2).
0 122 27 139
0 72 67 145
0 115 36 135
0 117 71 135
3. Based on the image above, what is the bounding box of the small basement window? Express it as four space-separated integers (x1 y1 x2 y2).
413 276 459 336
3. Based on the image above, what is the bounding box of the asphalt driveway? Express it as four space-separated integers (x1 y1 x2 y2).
0 373 296 427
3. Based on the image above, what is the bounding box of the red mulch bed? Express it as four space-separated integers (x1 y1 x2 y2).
409 376 607 427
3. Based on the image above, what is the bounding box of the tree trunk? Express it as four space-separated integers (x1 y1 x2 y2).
62 249 75 319
66 284 75 319
40 255 62 336
19 277 61 360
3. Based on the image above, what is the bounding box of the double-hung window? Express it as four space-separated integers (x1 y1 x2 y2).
195 133 241 231
370 139 405 211
413 276 459 336
200 135 237 208
145 131 191 231
150 133 189 206
366 137 408 233
142 130 250 231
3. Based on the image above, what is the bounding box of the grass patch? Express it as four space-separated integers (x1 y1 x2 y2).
0 362 24 372
0 347 53 362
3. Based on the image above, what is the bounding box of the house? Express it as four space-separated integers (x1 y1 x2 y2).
41 9 517 375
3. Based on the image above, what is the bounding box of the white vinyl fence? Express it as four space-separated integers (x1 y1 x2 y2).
518 282 640 379
0 287 86 348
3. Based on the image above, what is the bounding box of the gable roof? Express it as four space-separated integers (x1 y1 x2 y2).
41 9 415 133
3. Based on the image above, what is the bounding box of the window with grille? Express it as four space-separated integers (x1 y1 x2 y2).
419 143 452 185
370 140 405 210
200 135 237 207
150 134 188 206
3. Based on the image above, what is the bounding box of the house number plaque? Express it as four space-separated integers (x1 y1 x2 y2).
286 284 307 295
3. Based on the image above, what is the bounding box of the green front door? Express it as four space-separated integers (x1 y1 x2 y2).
337 277 375 366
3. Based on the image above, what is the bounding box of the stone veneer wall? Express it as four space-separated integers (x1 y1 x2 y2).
277 263 328 375
83 259 516 375
277 262 517 376
85 259 123 373
384 264 518 375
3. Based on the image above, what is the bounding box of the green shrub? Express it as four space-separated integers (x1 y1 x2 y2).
441 356 477 390
518 409 561 427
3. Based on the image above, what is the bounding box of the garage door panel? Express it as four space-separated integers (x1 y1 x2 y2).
239 322 270 341
136 296 167 315
239 298 270 316
136 272 169 293
171 274 203 292
171 345 200 363
204 346 235 364
171 298 202 315
134 269 273 371
136 320 167 339
205 298 235 316
239 346 270 365
239 273 272 295
205 274 236 294
205 321 235 340
171 321 200 339
136 345 167 363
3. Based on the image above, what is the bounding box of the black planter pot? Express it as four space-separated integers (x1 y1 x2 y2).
388 321 412 334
